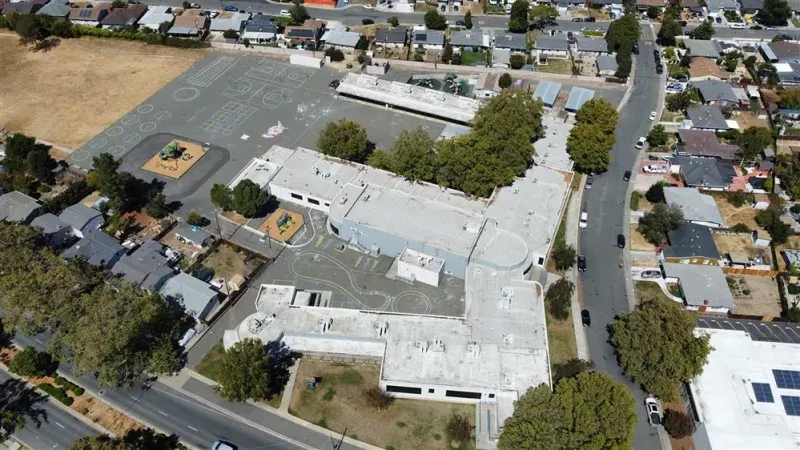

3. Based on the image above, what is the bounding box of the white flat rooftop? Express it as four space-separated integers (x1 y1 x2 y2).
335 73 481 124
399 248 445 272
227 157 281 190
690 328 800 450
533 116 574 171
266 146 363 202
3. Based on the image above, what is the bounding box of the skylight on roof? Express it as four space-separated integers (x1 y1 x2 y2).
752 382 774 403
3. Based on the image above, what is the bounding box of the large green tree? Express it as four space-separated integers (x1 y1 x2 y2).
217 338 270 402
316 119 369 162
775 152 800 199
756 208 791 245
70 428 184 450
605 13 640 52
210 183 233 210
290 0 310 25
508 0 529 32
648 124 669 146
638 203 684 245
779 89 800 109
145 191 169 219
757 0 791 26
499 372 636 450
464 10 473 29
528 4 558 28
566 123 614 173
424 9 447 30
231 179 266 218
615 47 632 78
391 127 436 182
546 278 574 320
658 10 683 46
611 299 711 402
575 99 619 134
737 126 773 163
691 20 715 40
26 147 57 184
8 347 53 378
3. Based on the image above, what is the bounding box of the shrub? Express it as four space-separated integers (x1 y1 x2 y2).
727 191 749 207
730 223 751 232
364 387 394 411
324 47 345 62
663 409 693 439
445 413 474 444
222 29 239 40
791 203 800 214
631 191 643 211
413 53 424 62
54 375 85 396
187 211 203 226
9 347 54 378
645 183 665 204
509 54 526 70
499 72 513 88
37 383 74 406
552 243 577 271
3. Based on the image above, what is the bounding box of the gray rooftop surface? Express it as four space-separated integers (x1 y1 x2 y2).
160 272 219 320
374 26 408 44
412 28 444 46
30 213 70 235
59 203 102 231
0 191 40 223
684 39 722 59
494 30 528 51
61 230 124 268
663 187 724 226
449 28 490 48
672 156 736 188
596 54 618 72
686 105 729 130
532 80 562 106
576 37 609 53
690 80 738 104
663 222 721 260
664 263 734 309
565 87 595 111
36 0 70 16
111 239 175 291
676 129 739 159
535 34 569 51
209 11 250 32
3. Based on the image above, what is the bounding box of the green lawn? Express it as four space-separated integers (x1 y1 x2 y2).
582 30 604 37
546 308 578 369
793 18 800 27
459 49 489 67
535 58 573 74
194 341 225 382
634 281 672 305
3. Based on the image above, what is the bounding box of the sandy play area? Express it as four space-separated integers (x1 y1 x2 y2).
0 33 204 150
258 209 304 242
141 139 209 179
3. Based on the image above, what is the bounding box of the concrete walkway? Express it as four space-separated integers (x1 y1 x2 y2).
564 179 590 361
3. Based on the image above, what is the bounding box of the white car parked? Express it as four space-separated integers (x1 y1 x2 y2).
280 9 291 17
363 4 374 9
729 23 746 29
649 111 657 121
645 398 662 427
579 211 588 229
643 164 667 174
635 136 647 150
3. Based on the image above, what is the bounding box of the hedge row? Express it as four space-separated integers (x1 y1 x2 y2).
72 25 209 49
37 382 74 406
54 375 85 397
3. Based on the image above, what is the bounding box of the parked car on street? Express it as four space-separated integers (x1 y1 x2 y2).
223 5 238 11
363 4 374 9
581 309 591 326
729 23 746 29
623 170 632 182
656 64 664 74
750 25 763 30
578 255 587 272
579 211 588 229
572 17 584 22
585 17 596 22
280 9 291 17
362 18 375 25
649 111 657 121
617 234 625 248
635 136 647 150
645 398 662 427
212 441 237 450
329 80 340 89
586 175 593 190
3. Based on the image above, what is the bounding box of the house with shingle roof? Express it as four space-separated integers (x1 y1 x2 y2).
112 239 175 292
0 191 41 224
662 222 722 264
101 4 148 30
138 5 174 32
688 57 730 81
411 26 445 50
494 30 528 53
30 213 72 248
242 14 278 44
686 105 731 131
168 9 209 37
59 203 105 238
575 37 609 55
2 1 40 15
664 187 725 228
596 55 618 76
684 39 722 59
62 229 126 269
159 272 220 322
670 156 737 190
534 34 569 59
209 11 250 33
69 4 111 26
690 80 739 107
375 26 408 48
449 28 491 52
36 0 71 18
676 129 740 160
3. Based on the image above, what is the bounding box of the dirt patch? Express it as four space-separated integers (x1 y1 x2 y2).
0 33 204 150
635 281 673 305
712 233 762 258
290 359 475 450
201 244 249 280
630 224 658 252
546 309 578 368
221 210 248 225
734 111 770 129
712 196 767 235
728 274 782 317
160 230 209 259
70 394 141 436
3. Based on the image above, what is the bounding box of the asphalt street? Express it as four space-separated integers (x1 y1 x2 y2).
578 26 663 450
0 370 99 450
12 332 356 450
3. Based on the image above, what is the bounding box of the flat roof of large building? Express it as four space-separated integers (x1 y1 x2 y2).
690 328 800 450
335 73 481 124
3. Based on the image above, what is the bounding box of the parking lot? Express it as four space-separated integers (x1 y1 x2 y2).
70 53 447 219
697 317 800 344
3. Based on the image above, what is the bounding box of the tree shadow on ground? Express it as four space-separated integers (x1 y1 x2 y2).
0 378 49 432
265 341 300 400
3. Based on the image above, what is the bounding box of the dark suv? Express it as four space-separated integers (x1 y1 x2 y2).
617 234 626 248
577 255 587 272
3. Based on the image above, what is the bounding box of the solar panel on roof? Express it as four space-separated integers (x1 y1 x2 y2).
781 396 800 416
773 369 800 389
752 382 774 403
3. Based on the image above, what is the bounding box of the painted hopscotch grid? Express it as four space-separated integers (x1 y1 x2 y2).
244 60 314 88
220 77 294 109
186 56 238 88
199 101 258 136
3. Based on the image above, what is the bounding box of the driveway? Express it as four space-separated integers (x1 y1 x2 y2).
578 26 665 450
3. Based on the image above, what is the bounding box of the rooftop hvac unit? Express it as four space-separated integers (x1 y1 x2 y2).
339 196 348 205
317 317 333 333
373 320 389 337
362 194 370 202
431 339 445 352
415 340 429 353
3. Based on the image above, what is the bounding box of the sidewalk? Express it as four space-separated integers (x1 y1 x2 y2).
563 178 590 361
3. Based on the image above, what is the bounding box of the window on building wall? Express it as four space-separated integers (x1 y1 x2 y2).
488 393 495 399
308 198 320 205
428 388 435 394
325 202 330 207
291 193 303 200
537 257 544 265
445 390 482 399
386 385 422 395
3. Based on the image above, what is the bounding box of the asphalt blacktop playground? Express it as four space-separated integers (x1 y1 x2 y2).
71 53 448 219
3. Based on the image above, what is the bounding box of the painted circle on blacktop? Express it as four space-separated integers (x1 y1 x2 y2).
391 292 431 315
136 104 154 114
123 133 141 145
173 87 200 102
140 122 157 132
121 115 140 126
106 126 124 137
71 150 91 162
108 146 126 157
155 110 172 120
89 138 108 149
275 70 287 77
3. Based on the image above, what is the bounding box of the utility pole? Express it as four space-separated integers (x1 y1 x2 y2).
329 427 347 449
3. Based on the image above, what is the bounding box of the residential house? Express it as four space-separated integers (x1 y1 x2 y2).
684 39 723 59
740 0 764 13
474 73 500 98
747 176 769 193
494 30 528 54
760 41 800 64
112 239 175 292
635 0 665 10
683 0 705 13
59 203 104 238
662 222 722 265
61 229 126 269
686 105 732 131
138 5 174 32
575 37 609 55
775 62 800 85
242 14 278 44
688 57 731 81
663 263 734 312
411 26 445 51
69 4 110 27
534 35 569 60
322 29 363 50
1 2 40 15
209 11 251 34
676 129 740 160
532 80 562 107
671 156 737 190
101 4 148 30
0 191 41 224
790 0 800 13
493 48 512 68
705 0 739 15
36 0 71 18
285 19 325 48
449 28 491 53
30 213 72 248
159 272 220 322
168 9 208 38
690 80 740 107
374 26 408 48
566 87 595 112
173 222 214 249
596 55 618 77
663 187 725 228
782 249 800 270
